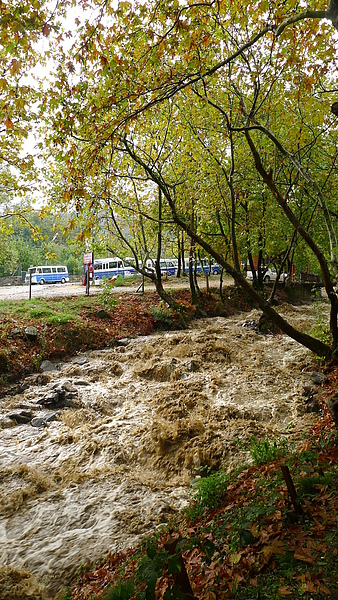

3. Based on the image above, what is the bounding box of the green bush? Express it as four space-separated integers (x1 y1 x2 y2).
185 469 228 520
249 437 288 465
114 275 125 286
48 313 76 325
98 279 118 309
148 303 172 325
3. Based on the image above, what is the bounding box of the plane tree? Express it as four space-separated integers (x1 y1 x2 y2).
41 0 338 358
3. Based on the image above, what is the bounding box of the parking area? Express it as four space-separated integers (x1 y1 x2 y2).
0 282 101 301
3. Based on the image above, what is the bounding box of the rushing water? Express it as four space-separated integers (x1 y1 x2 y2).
0 304 326 599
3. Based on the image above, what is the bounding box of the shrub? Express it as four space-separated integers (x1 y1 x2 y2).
185 469 228 520
148 303 172 326
98 279 118 310
249 436 288 465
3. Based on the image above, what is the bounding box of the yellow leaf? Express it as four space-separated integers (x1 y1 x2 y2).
294 552 315 566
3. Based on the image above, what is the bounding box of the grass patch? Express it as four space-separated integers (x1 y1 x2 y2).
101 579 135 600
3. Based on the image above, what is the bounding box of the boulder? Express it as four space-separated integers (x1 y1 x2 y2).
31 412 60 428
94 309 111 319
8 410 32 424
326 394 338 426
40 360 58 372
115 338 130 347
73 357 88 366
310 371 327 385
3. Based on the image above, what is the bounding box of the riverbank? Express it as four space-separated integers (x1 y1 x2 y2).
0 285 249 391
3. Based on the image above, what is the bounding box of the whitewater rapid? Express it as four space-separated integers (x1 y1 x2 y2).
0 304 325 598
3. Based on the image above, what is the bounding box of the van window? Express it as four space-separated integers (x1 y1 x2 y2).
42 267 52 274
57 267 66 273
52 267 57 273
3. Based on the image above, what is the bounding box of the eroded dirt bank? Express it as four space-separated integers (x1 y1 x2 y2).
0 303 326 599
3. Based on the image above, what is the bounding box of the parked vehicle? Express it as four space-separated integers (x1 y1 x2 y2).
122 257 138 277
25 265 69 285
246 267 288 283
183 258 203 275
182 258 220 275
93 257 126 281
201 258 221 275
145 259 177 276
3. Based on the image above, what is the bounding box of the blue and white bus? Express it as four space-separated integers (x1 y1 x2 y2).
25 266 69 285
92 257 138 281
145 259 177 277
183 258 221 275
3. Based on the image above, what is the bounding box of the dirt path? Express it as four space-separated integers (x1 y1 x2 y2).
0 276 229 301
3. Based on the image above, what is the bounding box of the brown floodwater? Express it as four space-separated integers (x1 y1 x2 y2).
0 303 327 599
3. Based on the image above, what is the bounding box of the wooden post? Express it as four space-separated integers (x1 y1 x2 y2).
86 266 90 296
29 270 32 300
164 537 194 600
281 465 303 514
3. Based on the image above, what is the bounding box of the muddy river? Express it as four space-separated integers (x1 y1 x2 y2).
0 303 326 599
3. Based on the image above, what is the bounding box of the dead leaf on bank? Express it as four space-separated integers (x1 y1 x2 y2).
230 573 243 590
229 552 242 565
294 551 316 566
278 585 293 595
204 591 217 600
261 538 285 559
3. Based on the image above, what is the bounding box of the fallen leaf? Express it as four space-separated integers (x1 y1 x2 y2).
229 552 242 565
204 591 217 600
304 581 319 592
320 585 331 594
278 585 293 595
294 552 316 566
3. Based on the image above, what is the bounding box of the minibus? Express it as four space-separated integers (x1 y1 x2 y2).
92 257 139 281
25 266 69 285
145 259 177 276
93 257 125 281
